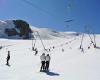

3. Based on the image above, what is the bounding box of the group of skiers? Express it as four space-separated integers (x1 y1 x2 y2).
5 50 51 71
40 53 51 72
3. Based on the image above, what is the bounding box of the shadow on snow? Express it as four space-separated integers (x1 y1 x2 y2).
44 71 60 76
95 46 100 49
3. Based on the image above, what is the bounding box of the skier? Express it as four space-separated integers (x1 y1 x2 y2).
48 49 50 52
0 46 2 49
34 48 38 55
53 46 55 49
88 46 90 49
45 54 51 71
62 48 64 52
32 47 35 51
81 48 84 53
40 53 46 72
6 51 10 66
94 44 96 48
80 45 82 49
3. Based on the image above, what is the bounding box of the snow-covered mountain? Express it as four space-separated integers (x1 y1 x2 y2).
31 26 80 39
0 20 80 40
0 20 32 39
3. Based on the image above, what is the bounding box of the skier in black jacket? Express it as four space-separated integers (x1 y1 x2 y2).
6 51 10 66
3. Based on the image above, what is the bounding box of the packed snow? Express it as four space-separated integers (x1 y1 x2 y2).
0 34 100 80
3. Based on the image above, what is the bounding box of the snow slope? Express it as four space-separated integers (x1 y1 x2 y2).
31 26 80 39
0 34 100 80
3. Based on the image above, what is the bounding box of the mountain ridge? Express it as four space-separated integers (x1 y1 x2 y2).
0 20 80 39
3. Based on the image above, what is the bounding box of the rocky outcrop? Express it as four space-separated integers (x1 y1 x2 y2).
4 20 32 39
